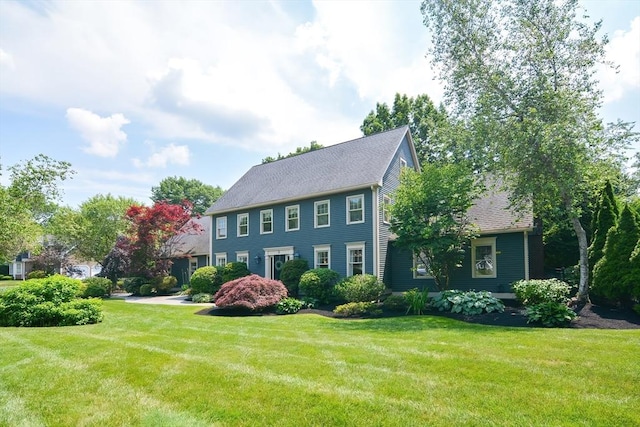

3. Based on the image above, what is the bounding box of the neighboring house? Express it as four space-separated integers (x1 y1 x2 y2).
8 251 34 280
205 126 542 294
168 215 211 286
8 251 102 280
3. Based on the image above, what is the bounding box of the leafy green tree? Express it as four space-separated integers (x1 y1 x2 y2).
262 141 323 164
151 176 223 215
389 163 480 290
421 0 637 301
591 205 640 306
588 181 619 278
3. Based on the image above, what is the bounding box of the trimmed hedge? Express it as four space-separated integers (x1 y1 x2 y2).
222 262 251 283
190 266 223 295
82 277 112 298
299 268 340 304
335 274 385 303
280 259 309 297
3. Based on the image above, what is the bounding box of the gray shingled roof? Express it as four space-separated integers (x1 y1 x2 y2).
169 216 210 257
206 127 413 214
468 181 534 233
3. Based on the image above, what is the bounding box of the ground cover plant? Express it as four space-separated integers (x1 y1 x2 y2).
0 300 638 426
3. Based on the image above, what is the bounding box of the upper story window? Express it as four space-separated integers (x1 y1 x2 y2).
237 213 249 237
260 209 273 234
471 237 497 279
313 244 331 269
285 205 300 232
382 195 392 224
216 216 227 239
346 194 364 224
346 242 365 276
314 200 330 228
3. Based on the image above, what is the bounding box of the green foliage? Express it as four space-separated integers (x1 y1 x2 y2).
389 163 479 290
511 279 572 306
222 262 251 283
275 297 304 315
189 266 222 295
123 277 147 295
431 290 505 315
0 275 13 280
592 205 640 306
404 288 430 315
192 293 213 303
333 301 381 317
213 274 287 311
139 284 154 296
151 176 224 215
81 277 112 298
589 181 619 277
298 268 340 304
153 275 177 295
262 141 323 164
382 294 409 312
633 304 640 316
526 302 577 327
280 259 309 297
27 270 48 280
335 274 386 303
0 275 103 327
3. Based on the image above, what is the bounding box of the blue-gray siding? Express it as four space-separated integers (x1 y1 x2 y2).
171 255 208 286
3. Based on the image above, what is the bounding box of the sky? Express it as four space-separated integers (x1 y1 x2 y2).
1 0 639 208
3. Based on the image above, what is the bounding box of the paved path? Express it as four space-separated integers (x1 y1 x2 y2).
112 294 214 306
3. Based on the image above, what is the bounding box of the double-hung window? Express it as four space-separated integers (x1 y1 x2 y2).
313 245 331 269
260 209 273 234
346 242 365 276
237 213 248 237
215 253 227 267
286 205 300 231
471 237 497 278
314 200 330 228
382 195 392 224
413 252 432 279
216 216 227 239
236 251 249 266
346 195 364 224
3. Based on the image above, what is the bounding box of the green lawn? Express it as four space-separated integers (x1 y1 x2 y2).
0 280 20 290
1 300 638 426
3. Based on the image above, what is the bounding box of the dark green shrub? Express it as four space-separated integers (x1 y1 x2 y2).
222 262 251 283
333 302 381 317
511 279 571 306
299 268 340 304
154 275 177 295
139 284 154 296
276 297 304 314
526 302 576 327
280 259 309 297
190 266 222 295
82 277 112 298
192 293 213 303
382 294 409 312
431 290 504 315
0 275 13 280
335 274 386 303
123 277 146 295
213 274 287 311
0 275 103 327
27 270 48 280
404 288 429 315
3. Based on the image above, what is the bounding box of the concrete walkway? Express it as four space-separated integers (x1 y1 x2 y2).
112 293 214 306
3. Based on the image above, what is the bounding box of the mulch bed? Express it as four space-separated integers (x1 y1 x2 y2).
200 302 640 329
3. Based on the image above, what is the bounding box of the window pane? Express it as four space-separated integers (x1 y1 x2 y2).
474 245 494 275
348 196 363 223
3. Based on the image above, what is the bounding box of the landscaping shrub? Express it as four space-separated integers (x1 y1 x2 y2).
512 279 571 305
299 268 340 304
81 277 112 298
280 259 309 297
276 297 304 314
0 275 103 327
123 277 147 295
27 270 48 280
526 302 577 327
213 274 287 311
431 290 504 315
154 275 177 295
333 302 381 317
192 293 213 303
404 288 429 315
190 266 223 295
222 262 251 283
382 294 409 312
139 284 154 296
0 275 13 280
335 274 386 303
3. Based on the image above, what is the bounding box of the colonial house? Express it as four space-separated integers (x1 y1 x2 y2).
205 126 542 294
168 215 211 286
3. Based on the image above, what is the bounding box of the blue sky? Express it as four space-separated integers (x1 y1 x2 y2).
1 0 638 208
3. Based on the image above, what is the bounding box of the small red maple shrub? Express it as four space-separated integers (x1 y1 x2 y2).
213 274 288 311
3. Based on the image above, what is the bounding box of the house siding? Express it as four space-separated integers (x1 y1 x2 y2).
171 254 209 286
389 232 530 293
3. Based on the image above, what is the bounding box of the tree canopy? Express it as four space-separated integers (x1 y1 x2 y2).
151 176 223 215
262 141 324 164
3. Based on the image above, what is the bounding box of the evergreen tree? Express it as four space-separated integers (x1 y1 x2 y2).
629 240 640 305
588 181 619 277
592 205 640 306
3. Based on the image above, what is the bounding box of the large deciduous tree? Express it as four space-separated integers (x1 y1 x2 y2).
151 176 223 215
421 0 637 301
389 163 480 290
262 141 324 164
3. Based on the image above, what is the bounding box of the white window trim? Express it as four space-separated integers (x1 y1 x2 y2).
382 195 392 225
215 252 227 267
236 251 249 266
345 242 365 276
400 157 407 168
313 244 331 269
285 205 300 232
471 237 497 279
237 213 249 237
216 216 227 239
413 253 433 279
346 194 365 225
314 200 330 228
260 209 273 234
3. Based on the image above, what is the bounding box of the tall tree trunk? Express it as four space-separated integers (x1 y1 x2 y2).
570 213 590 302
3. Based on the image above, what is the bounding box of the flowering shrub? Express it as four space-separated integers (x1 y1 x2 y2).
512 279 571 305
431 290 504 315
213 274 287 311
276 297 304 314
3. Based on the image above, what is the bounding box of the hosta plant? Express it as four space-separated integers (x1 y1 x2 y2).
526 302 577 327
276 297 304 314
431 290 504 315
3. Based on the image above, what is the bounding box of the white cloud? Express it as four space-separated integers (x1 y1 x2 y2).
0 48 15 69
133 142 191 168
599 16 640 103
66 108 130 157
